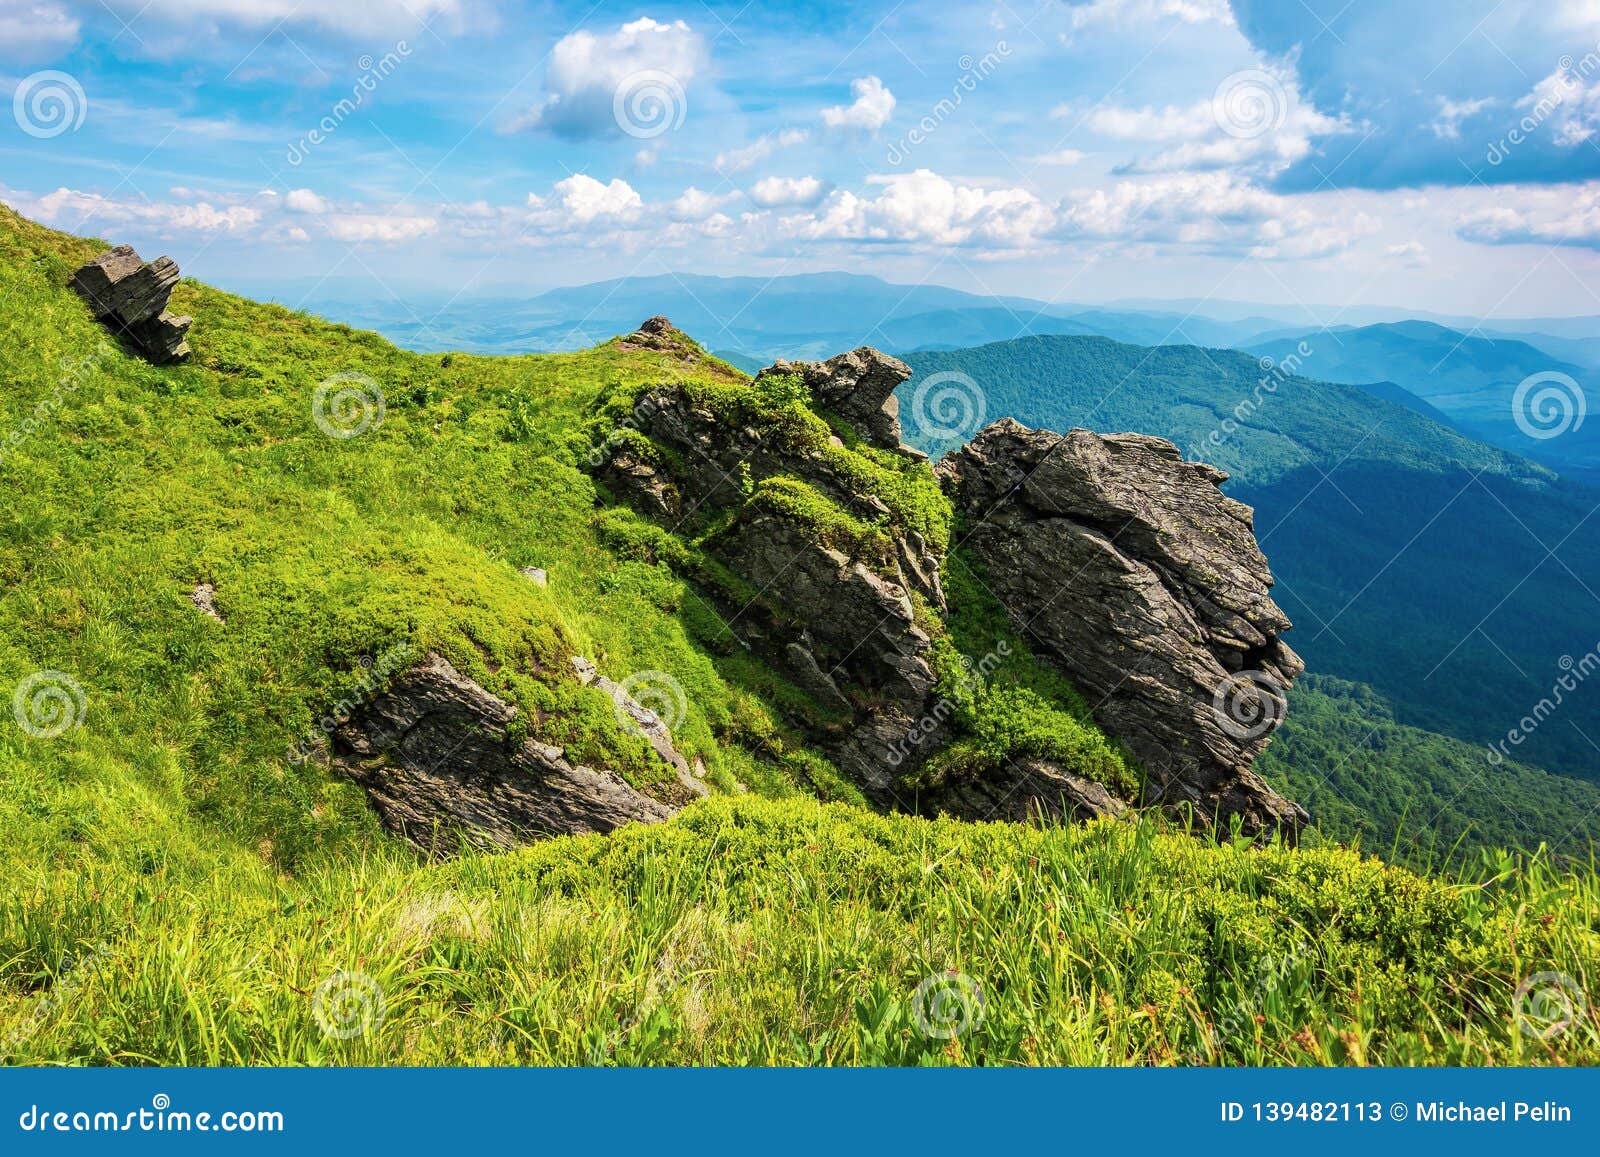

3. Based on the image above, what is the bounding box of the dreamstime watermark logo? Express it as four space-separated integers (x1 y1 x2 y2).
612 69 687 139
17 1093 283 1134
614 670 688 738
1212 669 1286 741
886 41 1011 165
910 371 987 442
12 671 87 740
312 372 386 439
286 44 412 165
13 70 87 139
1188 342 1313 461
0 940 111 1058
911 971 986 1041
286 644 416 765
1487 645 1599 765
1513 971 1587 1041
1511 370 1586 441
887 640 1011 767
0 340 113 467
1487 41 1600 166
311 970 385 1040
1212 69 1288 140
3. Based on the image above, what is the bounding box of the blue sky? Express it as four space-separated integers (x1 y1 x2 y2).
4 0 1600 316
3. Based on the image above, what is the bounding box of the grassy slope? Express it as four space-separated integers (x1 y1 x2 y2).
1 206 1597 1066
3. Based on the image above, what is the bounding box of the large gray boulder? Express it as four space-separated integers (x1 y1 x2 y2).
938 419 1307 839
331 653 688 856
70 245 191 364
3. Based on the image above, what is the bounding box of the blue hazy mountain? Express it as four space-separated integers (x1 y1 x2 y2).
290 272 1299 361
1248 321 1598 485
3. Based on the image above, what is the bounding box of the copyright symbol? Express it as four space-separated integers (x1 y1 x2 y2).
1390 1102 1408 1121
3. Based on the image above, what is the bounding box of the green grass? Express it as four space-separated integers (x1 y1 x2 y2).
5 796 1596 1066
1 204 1597 1067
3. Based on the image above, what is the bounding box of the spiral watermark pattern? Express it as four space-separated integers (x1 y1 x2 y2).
910 371 987 442
615 670 688 737
1513 971 1586 1041
612 69 687 139
1212 669 1286 741
12 671 87 739
911 971 985 1040
1511 371 1586 441
13 71 88 139
312 372 386 440
312 970 385 1040
1212 69 1288 140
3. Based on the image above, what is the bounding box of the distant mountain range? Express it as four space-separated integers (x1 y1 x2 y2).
1248 321 1598 486
898 334 1600 785
261 273 1600 361
283 272 1341 362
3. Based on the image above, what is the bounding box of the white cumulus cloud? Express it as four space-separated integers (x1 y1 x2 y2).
748 175 828 208
802 169 1051 249
284 188 328 214
822 76 895 133
510 17 705 139
669 186 738 220
1456 180 1600 249
531 174 644 224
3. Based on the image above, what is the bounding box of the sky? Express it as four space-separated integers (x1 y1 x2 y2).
4 0 1600 318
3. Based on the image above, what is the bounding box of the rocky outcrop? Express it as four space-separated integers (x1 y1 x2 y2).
756 348 923 457
588 322 1304 838
937 420 1306 838
619 314 684 352
593 343 948 803
70 246 191 363
331 653 687 856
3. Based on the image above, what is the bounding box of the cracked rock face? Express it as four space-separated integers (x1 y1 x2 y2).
70 245 192 364
718 512 939 802
938 419 1307 839
331 653 684 856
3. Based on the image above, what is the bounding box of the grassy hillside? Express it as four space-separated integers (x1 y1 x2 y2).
1 205 1597 1067
901 337 1600 784
10 794 1598 1066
